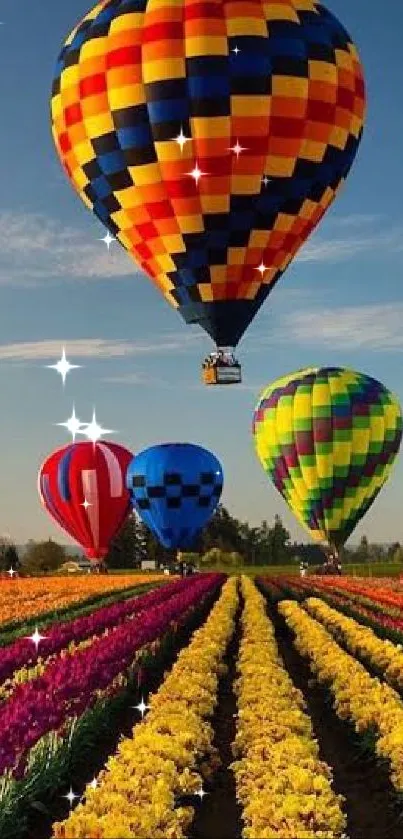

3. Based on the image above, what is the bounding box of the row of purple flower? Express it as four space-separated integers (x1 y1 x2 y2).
0 577 193 685
0 573 223 777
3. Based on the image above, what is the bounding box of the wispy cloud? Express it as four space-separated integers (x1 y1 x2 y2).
328 213 383 228
1 210 402 286
282 303 403 351
0 212 135 285
0 334 200 362
102 371 170 387
296 225 403 264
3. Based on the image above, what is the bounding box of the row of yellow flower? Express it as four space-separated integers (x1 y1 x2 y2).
231 578 346 839
0 575 162 627
280 600 403 792
52 577 238 839
304 597 403 691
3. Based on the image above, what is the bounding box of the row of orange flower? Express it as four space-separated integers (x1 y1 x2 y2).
0 575 165 628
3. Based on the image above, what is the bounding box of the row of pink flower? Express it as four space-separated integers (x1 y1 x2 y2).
0 573 223 778
0 577 194 686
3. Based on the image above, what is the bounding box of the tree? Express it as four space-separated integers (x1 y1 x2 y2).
105 514 142 569
355 535 370 563
22 540 66 574
200 547 222 567
268 515 291 565
391 544 403 564
228 551 243 567
0 540 20 572
200 505 244 554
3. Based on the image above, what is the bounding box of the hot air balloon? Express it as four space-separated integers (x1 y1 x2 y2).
252 368 402 558
127 443 223 554
38 441 133 566
50 0 365 385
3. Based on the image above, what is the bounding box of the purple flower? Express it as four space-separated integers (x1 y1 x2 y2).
0 574 223 777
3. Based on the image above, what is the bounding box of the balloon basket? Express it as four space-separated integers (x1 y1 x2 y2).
202 359 242 386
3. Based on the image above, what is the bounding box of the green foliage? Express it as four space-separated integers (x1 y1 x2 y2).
180 552 199 566
200 548 243 567
198 506 292 566
0 542 20 572
21 540 66 574
105 514 176 569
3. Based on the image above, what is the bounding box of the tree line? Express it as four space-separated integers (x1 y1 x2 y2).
1 505 402 573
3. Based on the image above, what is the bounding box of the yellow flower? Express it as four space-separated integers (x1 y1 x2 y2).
232 579 346 839
52 578 239 839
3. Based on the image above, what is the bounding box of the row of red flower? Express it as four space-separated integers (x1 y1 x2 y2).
260 576 403 639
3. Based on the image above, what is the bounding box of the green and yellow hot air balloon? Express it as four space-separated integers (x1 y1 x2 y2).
252 367 402 556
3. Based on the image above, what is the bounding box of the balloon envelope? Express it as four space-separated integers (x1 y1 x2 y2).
253 368 402 551
51 0 365 349
38 441 133 561
127 443 223 549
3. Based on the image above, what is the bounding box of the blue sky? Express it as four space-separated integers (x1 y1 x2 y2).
0 0 402 548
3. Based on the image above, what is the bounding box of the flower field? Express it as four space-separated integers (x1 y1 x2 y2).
3 573 403 838
0 575 167 631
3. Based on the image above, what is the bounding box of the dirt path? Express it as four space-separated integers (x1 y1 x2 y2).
268 600 402 839
190 600 243 839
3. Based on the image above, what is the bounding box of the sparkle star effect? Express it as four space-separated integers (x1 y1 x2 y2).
229 140 247 158
63 788 79 808
56 406 83 443
187 162 206 184
79 410 115 444
89 778 98 790
100 231 115 249
81 498 91 510
7 567 16 578
26 627 46 651
256 261 267 276
46 347 81 386
175 127 190 152
262 175 271 187
133 696 150 719
195 785 208 801
232 45 240 54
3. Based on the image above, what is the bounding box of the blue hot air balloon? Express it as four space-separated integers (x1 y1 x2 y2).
126 443 223 550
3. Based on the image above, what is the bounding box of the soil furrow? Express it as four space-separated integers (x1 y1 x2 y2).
190 597 243 839
267 600 402 839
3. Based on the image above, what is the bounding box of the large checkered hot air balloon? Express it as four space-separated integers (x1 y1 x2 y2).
50 0 366 385
38 441 133 564
253 368 402 555
127 443 223 549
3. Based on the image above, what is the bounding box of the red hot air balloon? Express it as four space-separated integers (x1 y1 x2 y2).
38 441 133 565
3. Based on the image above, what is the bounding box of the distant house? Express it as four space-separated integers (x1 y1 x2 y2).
60 557 92 574
140 559 158 571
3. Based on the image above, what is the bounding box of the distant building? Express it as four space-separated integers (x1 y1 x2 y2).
140 559 157 571
60 558 92 573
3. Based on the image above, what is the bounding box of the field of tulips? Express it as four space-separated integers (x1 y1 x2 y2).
0 574 167 633
4 572 403 838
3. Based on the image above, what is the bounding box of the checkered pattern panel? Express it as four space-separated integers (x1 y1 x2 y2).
253 368 402 550
51 0 365 346
130 469 223 510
